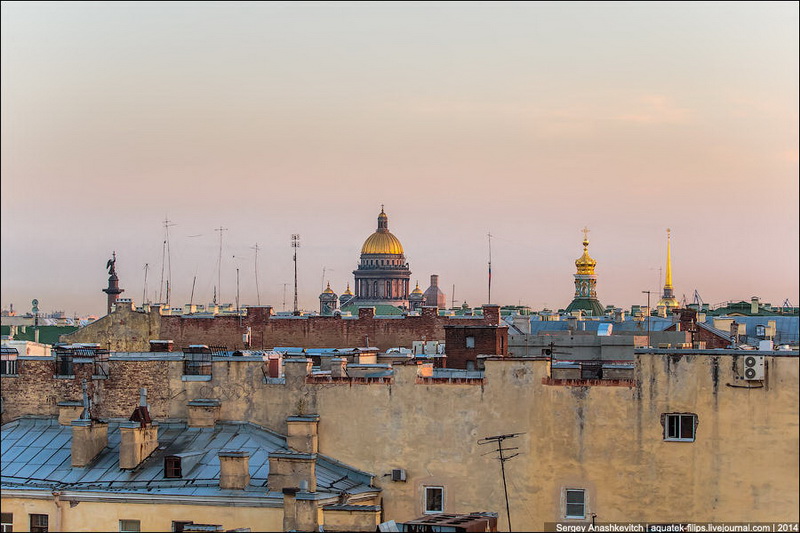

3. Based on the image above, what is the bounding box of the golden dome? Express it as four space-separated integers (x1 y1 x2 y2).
322 282 335 295
342 283 353 296
575 229 597 275
411 281 423 295
360 207 404 255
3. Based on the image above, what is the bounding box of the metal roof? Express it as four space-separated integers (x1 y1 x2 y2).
1 418 376 501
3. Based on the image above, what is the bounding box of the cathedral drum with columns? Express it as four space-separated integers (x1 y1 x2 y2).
351 207 412 308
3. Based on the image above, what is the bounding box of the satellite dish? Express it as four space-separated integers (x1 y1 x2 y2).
32 299 39 306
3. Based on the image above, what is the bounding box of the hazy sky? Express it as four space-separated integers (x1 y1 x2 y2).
2 1 798 317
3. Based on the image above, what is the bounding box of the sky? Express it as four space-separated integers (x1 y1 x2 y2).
1 1 798 317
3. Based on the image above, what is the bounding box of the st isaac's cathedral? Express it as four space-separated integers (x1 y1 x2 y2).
319 207 418 315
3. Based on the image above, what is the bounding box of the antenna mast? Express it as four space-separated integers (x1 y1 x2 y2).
215 226 228 304
252 243 261 306
143 263 149 305
478 432 522 532
487 232 493 304
291 234 300 313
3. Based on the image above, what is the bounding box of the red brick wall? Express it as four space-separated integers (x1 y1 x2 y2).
444 325 509 369
159 306 500 351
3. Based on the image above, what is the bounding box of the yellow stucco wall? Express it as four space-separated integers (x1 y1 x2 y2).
168 353 798 529
4 352 797 531
1 497 282 532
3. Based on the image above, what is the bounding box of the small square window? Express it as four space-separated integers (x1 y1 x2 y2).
664 414 696 442
119 519 140 532
424 486 444 514
565 489 585 519
465 336 475 348
29 514 48 533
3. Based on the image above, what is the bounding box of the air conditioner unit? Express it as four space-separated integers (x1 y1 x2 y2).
391 468 406 482
742 355 765 380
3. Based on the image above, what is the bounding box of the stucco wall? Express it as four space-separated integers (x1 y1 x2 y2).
1 496 282 532
3 352 797 530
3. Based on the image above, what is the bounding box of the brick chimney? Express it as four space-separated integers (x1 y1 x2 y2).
482 304 500 325
287 415 319 454
119 388 159 469
330 358 347 378
219 451 251 490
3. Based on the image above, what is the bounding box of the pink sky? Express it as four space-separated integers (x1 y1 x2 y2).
2 2 798 317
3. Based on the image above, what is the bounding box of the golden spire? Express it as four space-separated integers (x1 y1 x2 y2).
664 228 673 290
575 226 597 275
658 228 680 309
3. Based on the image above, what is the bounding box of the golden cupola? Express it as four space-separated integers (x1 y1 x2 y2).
361 207 404 255
342 283 353 296
410 281 423 295
322 282 335 295
575 233 597 276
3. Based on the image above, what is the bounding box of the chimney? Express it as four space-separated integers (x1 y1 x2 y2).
119 388 159 469
287 415 319 454
58 401 84 426
219 451 251 490
430 274 439 288
283 357 312 387
71 381 107 467
482 304 500 325
149 339 174 352
282 487 320 533
268 451 317 492
188 399 221 428
330 358 347 378
751 296 759 315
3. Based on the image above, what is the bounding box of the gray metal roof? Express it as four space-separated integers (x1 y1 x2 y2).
2 418 376 501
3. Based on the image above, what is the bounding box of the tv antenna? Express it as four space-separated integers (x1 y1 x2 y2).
487 232 493 304
215 226 228 304
321 266 334 293
158 217 176 304
252 243 262 306
291 234 300 313
142 263 149 304
478 432 523 532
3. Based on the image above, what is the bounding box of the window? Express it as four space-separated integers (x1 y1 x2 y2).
565 489 585 519
0 359 17 376
119 520 140 532
172 521 193 533
165 456 182 478
29 514 48 533
755 325 766 337
664 414 697 442
1 512 13 533
465 336 475 348
424 486 444 513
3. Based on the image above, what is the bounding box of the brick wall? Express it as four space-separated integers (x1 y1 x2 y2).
443 325 509 369
65 304 502 352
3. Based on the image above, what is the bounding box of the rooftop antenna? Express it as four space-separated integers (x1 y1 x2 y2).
189 275 197 307
252 243 261 306
236 268 240 316
142 263 149 305
215 226 228 304
158 217 176 306
452 284 456 309
282 283 288 312
693 290 704 307
487 232 493 305
291 234 300 313
478 432 523 532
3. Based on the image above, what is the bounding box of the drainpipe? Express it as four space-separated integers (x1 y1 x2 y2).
52 491 64 532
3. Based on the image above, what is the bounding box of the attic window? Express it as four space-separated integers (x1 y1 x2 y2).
165 456 182 478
